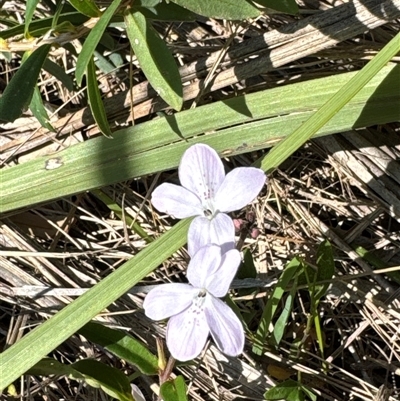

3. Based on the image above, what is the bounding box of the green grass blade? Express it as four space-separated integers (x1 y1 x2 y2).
29 86 56 132
24 0 41 37
75 0 122 86
1 64 399 213
257 31 400 174
87 56 113 137
0 219 190 390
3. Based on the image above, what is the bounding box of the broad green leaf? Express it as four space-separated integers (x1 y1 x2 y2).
258 31 400 174
87 56 113 137
0 43 51 122
72 359 134 401
29 86 56 132
68 0 102 17
314 240 335 301
43 58 75 92
169 0 260 19
125 10 183 111
254 0 298 14
75 0 122 86
79 322 158 375
0 219 190 391
264 380 305 401
25 0 41 37
160 376 188 401
1 64 399 213
252 257 301 355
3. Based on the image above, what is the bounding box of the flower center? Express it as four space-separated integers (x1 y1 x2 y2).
204 209 213 218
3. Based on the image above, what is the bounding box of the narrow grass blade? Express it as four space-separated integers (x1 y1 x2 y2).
0 219 190 390
87 56 113 137
24 0 41 37
29 86 56 132
75 0 122 86
257 31 400 174
252 257 301 355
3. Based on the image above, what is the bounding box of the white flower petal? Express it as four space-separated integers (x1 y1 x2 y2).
143 283 196 321
131 384 146 401
187 244 222 288
209 213 236 251
187 216 211 256
167 305 209 361
151 183 202 218
206 248 241 297
214 167 265 213
179 144 225 206
205 297 245 357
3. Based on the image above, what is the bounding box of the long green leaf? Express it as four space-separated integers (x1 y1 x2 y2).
1 64 399 213
24 0 41 37
169 0 260 19
29 86 56 132
258 31 400 174
75 0 122 86
0 219 190 390
68 0 102 18
79 322 158 375
125 10 183 110
87 56 113 137
0 44 51 122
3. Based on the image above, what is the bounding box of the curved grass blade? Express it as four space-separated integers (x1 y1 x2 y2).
0 43 51 122
24 0 41 37
257 31 400 174
87 56 113 137
125 9 183 111
75 0 122 86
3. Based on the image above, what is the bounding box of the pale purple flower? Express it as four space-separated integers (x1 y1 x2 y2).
143 244 244 361
151 143 265 255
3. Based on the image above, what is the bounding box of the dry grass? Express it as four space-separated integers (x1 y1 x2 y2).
1 0 400 400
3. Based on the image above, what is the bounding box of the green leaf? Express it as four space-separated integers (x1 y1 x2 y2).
43 58 75 92
68 0 102 18
29 86 56 132
270 275 297 347
254 0 298 14
314 240 335 301
237 249 257 280
160 376 188 401
124 10 183 111
169 0 260 19
258 31 400 174
0 219 190 390
87 56 113 137
28 358 84 379
133 1 197 21
264 380 305 401
0 43 51 122
1 64 399 213
25 0 41 37
75 0 122 86
72 359 134 401
29 358 135 401
252 257 301 355
79 322 158 375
